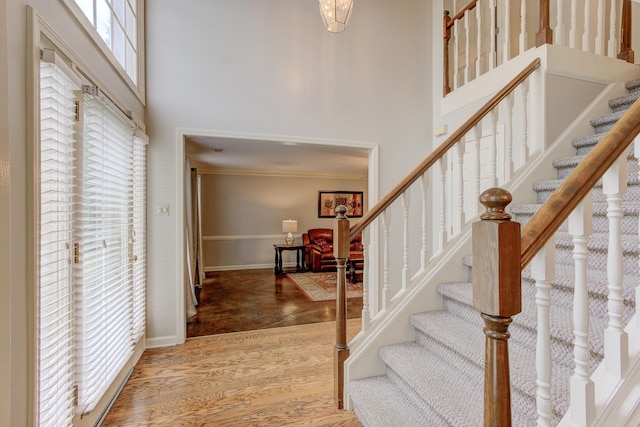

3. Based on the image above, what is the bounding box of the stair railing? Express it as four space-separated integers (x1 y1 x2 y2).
444 0 636 96
331 57 541 409
473 97 640 425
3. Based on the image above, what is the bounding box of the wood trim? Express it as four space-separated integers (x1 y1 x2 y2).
618 0 635 63
536 0 553 47
446 0 478 29
520 98 640 269
350 58 541 241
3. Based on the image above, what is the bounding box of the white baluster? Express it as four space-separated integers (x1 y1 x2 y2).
519 0 528 53
604 157 629 378
594 0 605 55
472 123 482 216
502 0 511 64
382 209 390 311
489 109 499 187
439 156 448 251
520 79 530 165
608 0 618 57
568 196 595 426
569 0 578 49
555 0 564 46
464 9 471 85
476 2 482 79
505 93 515 182
361 228 370 331
402 191 410 292
456 140 465 231
420 174 430 270
532 242 555 427
489 0 497 70
583 0 592 52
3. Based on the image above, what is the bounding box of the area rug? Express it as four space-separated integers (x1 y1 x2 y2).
285 272 363 302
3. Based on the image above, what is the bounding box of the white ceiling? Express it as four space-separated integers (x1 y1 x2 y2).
185 135 369 178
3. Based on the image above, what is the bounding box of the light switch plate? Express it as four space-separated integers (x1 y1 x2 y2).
156 204 170 216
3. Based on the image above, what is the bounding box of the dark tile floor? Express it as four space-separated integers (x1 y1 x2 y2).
186 268 363 338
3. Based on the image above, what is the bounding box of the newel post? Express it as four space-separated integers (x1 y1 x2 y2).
536 0 553 47
333 205 350 409
472 188 521 427
443 10 452 96
618 0 635 63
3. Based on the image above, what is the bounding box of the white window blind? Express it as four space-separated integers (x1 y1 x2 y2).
74 90 135 413
37 60 80 427
131 134 147 343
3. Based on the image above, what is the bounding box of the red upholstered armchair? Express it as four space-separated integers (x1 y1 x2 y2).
302 228 364 272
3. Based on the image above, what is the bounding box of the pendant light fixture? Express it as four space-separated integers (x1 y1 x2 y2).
319 0 353 33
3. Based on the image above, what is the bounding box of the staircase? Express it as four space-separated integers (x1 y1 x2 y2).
346 79 640 426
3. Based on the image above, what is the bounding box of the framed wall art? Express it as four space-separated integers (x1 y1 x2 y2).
318 191 364 218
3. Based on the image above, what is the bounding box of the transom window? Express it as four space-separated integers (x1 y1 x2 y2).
70 0 139 86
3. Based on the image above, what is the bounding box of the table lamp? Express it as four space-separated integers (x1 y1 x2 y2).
282 219 297 245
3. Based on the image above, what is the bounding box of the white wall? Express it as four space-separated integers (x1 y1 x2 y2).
1 1 145 423
146 0 433 345
200 172 367 270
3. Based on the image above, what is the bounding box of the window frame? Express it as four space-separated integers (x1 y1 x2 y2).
58 0 146 104
29 8 147 426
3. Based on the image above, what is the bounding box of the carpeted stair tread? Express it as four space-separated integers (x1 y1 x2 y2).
590 110 625 133
609 90 640 112
626 78 640 93
379 341 540 425
346 376 442 427
572 132 604 152
553 231 640 255
438 281 609 359
378 342 486 425
511 201 640 217
409 311 572 419
532 179 640 204
552 152 638 179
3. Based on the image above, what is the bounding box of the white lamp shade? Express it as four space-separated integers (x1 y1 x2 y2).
282 220 298 233
319 0 353 33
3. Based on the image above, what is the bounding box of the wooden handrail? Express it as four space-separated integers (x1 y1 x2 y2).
520 97 640 269
350 58 541 241
446 0 477 30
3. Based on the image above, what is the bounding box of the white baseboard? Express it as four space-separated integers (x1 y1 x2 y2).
146 335 180 348
205 262 297 272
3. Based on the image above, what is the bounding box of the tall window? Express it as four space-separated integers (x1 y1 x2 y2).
36 49 147 426
65 0 140 87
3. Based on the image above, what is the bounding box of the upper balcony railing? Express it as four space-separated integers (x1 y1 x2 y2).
443 0 635 96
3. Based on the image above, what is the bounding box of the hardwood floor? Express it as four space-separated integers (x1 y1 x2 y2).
187 269 363 337
104 320 363 426
103 269 364 425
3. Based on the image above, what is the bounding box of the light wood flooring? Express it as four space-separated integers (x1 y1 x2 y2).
103 269 364 425
103 319 363 426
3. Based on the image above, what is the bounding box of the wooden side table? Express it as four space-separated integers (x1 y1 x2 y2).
273 244 306 275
